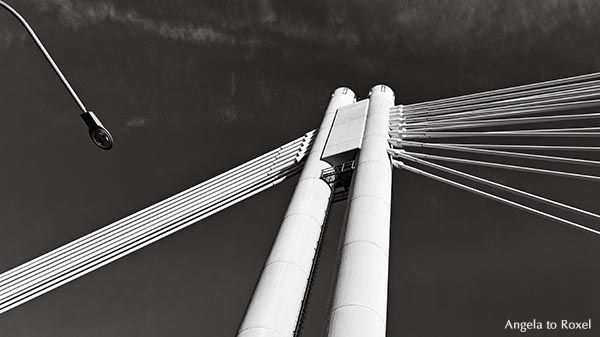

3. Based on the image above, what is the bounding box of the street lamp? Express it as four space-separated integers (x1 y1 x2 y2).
0 0 114 150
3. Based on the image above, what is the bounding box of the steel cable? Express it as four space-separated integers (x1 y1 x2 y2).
0 132 315 314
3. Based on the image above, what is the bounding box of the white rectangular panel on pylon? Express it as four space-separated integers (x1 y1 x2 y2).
321 99 369 166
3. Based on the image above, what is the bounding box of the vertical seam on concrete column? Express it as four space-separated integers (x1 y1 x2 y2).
237 326 286 337
349 194 391 212
326 304 386 326
361 133 390 142
282 212 322 229
320 109 339 160
341 240 389 259
355 159 391 172
263 260 311 277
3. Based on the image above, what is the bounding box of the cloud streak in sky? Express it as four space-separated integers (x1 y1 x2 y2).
125 116 148 128
0 31 17 47
26 0 364 50
34 0 234 44
9 0 600 57
387 0 600 56
0 25 27 48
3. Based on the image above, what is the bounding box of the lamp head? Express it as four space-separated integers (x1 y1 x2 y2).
81 111 114 150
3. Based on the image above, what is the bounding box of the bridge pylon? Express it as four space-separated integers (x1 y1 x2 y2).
325 85 394 337
236 87 356 337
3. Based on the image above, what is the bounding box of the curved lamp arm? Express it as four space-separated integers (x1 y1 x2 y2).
0 0 114 150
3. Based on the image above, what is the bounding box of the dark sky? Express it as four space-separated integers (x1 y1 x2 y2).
1 0 600 336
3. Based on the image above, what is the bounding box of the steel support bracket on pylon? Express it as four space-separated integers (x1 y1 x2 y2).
320 159 356 202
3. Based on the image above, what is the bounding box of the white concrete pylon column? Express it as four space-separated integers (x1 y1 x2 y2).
237 87 356 337
324 85 395 337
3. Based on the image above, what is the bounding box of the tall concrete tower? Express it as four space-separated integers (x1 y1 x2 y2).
237 87 356 337
325 85 394 337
